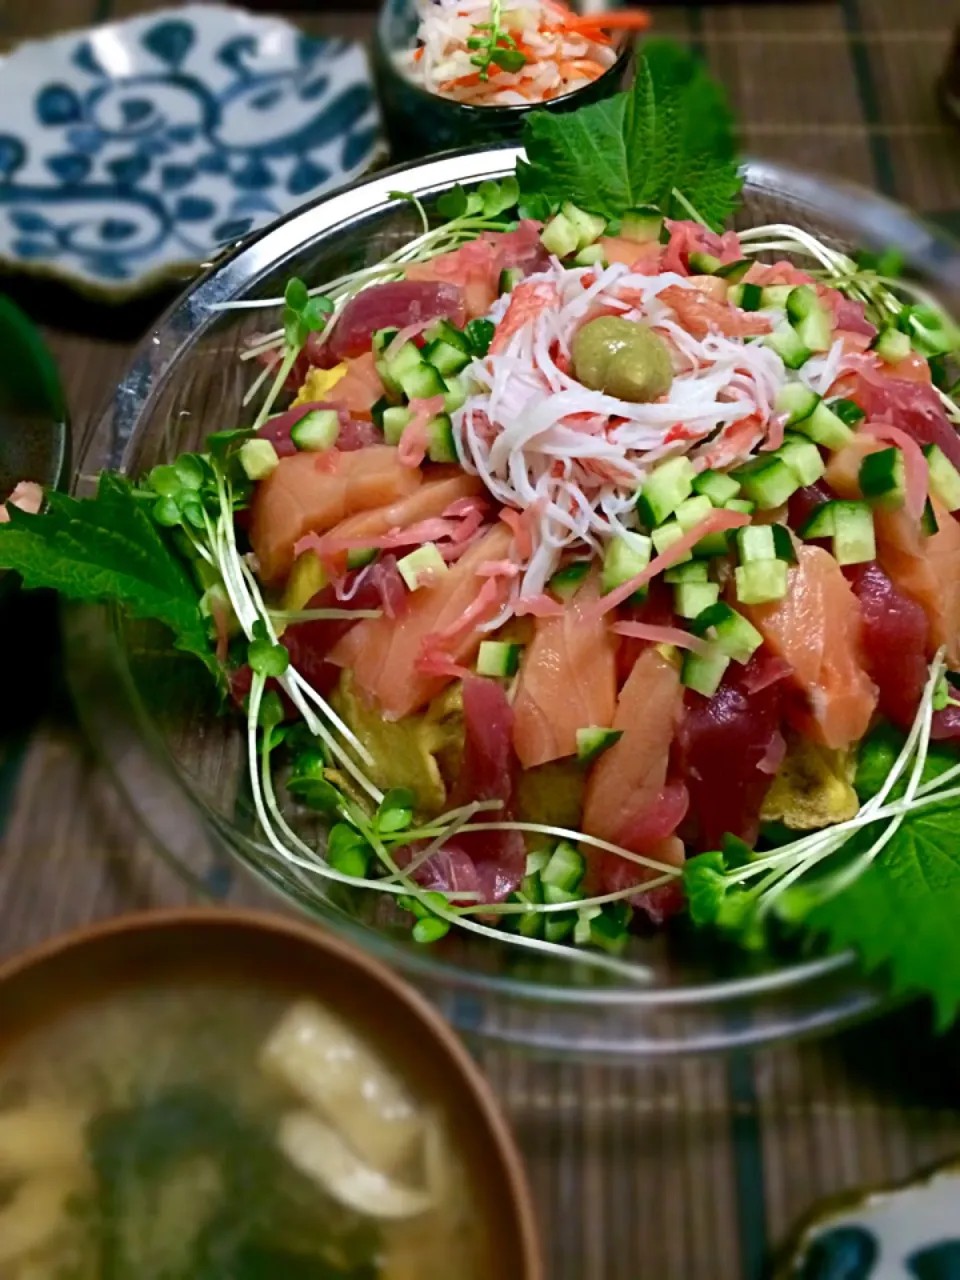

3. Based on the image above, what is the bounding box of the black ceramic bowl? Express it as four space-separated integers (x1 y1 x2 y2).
373 0 632 160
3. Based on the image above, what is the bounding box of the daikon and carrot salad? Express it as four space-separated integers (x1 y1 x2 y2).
6 41 960 1015
397 0 645 107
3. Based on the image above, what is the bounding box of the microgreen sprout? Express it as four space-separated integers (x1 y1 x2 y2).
466 0 526 81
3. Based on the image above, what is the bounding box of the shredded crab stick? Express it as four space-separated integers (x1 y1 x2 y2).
456 259 785 606
398 0 642 107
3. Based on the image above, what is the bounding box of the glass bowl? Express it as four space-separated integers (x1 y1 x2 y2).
65 146 960 1060
372 0 632 161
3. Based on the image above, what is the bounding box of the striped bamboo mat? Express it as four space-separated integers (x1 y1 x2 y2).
4 3 960 1277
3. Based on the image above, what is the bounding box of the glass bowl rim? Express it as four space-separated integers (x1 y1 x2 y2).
79 144 960 1016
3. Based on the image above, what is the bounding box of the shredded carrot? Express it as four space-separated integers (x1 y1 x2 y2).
413 45 424 61
559 58 606 79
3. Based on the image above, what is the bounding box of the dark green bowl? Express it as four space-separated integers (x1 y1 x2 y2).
373 1 633 161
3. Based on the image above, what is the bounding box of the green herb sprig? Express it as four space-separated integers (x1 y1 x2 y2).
466 0 526 80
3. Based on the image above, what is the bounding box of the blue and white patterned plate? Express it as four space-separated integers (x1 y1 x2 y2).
779 1159 960 1279
0 3 382 298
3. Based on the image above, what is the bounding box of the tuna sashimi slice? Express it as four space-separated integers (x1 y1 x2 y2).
327 524 513 719
845 561 930 731
827 436 960 666
249 446 422 586
677 654 784 851
743 544 877 751
511 572 618 769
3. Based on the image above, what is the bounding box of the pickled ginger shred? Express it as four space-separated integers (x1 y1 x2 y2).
454 258 791 603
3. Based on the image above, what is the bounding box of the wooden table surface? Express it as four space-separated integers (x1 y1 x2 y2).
4 2 960 1278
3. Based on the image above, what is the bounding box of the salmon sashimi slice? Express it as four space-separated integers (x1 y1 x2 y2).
321 351 384 419
250 446 422 586
313 472 487 565
826 437 960 665
406 245 499 321
582 647 686 885
659 284 772 339
743 543 878 750
511 573 618 769
327 524 513 720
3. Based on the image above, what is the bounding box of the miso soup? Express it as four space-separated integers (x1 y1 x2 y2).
0 982 489 1279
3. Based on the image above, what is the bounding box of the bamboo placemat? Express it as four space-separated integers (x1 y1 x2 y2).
4 3 960 1277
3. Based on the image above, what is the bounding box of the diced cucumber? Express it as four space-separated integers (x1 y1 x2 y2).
736 525 777 563
900 304 956 358
828 396 866 427
923 444 960 511
620 206 662 244
794 400 855 450
775 432 826 487
859 446 905 509
290 408 339 452
771 522 798 563
729 281 763 312
541 211 580 258
693 530 733 558
922 499 939 536
386 340 423 379
664 560 709 584
795 308 832 354
575 726 623 765
346 547 378 570
674 494 714 533
370 396 390 430
775 382 820 427
831 500 876 565
543 885 580 943
587 906 633 955
549 561 590 600
498 266 524 294
735 559 789 604
382 405 412 446
688 251 724 275
601 531 652 596
682 647 731 697
542 840 586 890
716 259 752 283
675 580 721 618
733 455 801 509
725 497 757 515
765 322 812 369
239 438 278 480
875 326 912 364
693 468 742 505
573 244 607 267
426 413 458 464
511 872 544 938
760 284 794 309
690 602 763 664
371 327 399 357
526 849 551 876
798 501 837 538
397 543 448 591
477 640 522 677
785 284 821 324
651 518 692 562
399 361 446 401
574 904 603 946
423 318 469 352
443 375 468 414
421 338 470 377
636 456 696 527
561 201 607 251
